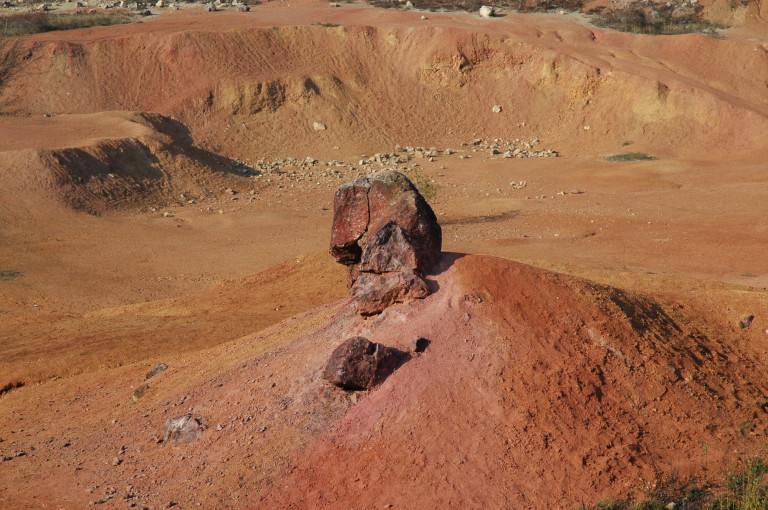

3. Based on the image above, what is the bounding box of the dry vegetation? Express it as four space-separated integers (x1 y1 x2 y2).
0 11 134 38
366 0 719 35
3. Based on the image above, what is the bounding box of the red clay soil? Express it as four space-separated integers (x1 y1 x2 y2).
1 1 768 508
2 255 768 509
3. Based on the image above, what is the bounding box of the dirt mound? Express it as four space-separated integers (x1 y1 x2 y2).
3 254 766 509
253 255 768 508
0 111 256 214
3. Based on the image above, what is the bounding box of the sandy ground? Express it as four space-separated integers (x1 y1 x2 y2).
1 1 768 508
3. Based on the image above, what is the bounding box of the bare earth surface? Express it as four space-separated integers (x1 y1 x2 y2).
1 1 768 508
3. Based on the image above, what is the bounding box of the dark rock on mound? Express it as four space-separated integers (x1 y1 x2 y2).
330 170 442 285
323 337 407 390
350 270 430 316
329 170 441 315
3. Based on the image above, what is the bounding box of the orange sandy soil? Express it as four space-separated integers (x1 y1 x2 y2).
1 1 768 508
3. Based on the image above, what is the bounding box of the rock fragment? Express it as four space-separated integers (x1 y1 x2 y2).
323 337 407 390
479 5 494 17
350 270 430 316
145 363 168 380
739 314 755 329
163 415 206 445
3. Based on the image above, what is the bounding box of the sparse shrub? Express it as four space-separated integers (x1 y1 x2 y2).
404 167 440 201
0 269 22 281
1 11 134 38
592 6 720 35
607 152 655 162
0 380 24 396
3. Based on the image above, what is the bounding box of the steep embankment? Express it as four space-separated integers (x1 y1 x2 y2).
2 255 767 509
0 111 257 214
2 8 768 164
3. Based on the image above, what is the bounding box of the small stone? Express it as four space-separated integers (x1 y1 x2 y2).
492 105 502 113
479 5 494 17
132 384 149 400
155 0 163 6
739 314 755 329
145 363 168 380
411 337 430 353
313 122 327 131
206 2 216 10
164 415 206 445
162 212 173 218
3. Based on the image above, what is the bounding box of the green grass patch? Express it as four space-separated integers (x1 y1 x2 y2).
0 269 22 281
0 11 135 38
404 167 440 202
579 455 768 510
607 152 656 162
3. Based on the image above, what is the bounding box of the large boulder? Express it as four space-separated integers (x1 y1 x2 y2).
323 337 407 390
350 270 430 316
329 171 441 284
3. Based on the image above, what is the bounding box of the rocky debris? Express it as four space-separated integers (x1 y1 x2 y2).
739 314 755 329
350 270 430 315
466 136 557 158
479 5 494 17
206 2 216 10
323 337 407 390
313 122 327 131
145 363 168 380
411 337 430 353
234 135 556 191
132 384 149 400
163 415 206 445
155 0 162 6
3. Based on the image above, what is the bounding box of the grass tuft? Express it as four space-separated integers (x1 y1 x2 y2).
607 152 656 162
0 269 22 281
404 167 440 201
